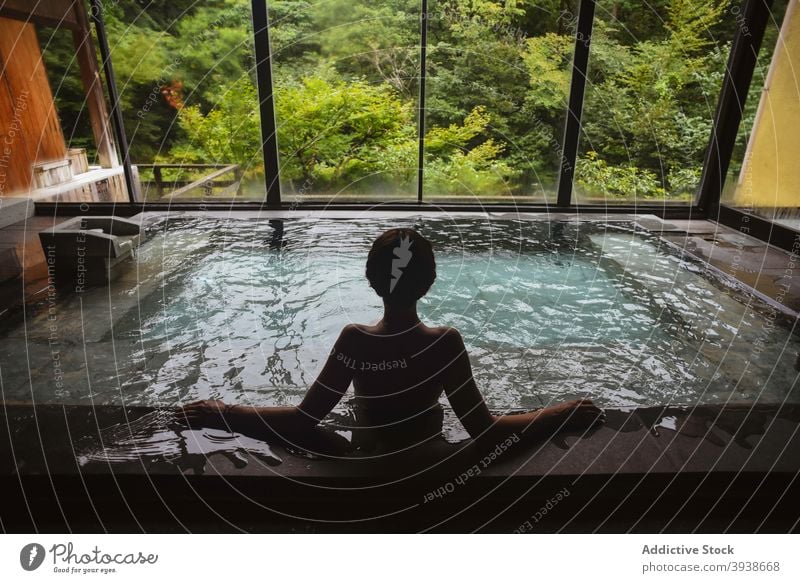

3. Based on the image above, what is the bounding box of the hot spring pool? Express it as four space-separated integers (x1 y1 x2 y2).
1 217 798 417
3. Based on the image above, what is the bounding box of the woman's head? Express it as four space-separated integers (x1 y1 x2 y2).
366 228 436 307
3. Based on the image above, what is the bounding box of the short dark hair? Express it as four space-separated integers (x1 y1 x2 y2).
365 228 436 307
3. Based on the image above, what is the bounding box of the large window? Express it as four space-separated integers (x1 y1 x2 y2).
101 0 266 201
268 0 420 201
574 0 738 204
423 0 577 203
19 0 789 212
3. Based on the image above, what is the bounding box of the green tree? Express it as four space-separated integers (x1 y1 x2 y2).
171 0 256 104
425 106 517 195
274 76 414 192
577 0 732 199
170 77 262 174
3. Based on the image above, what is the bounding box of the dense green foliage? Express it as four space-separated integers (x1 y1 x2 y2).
40 0 774 200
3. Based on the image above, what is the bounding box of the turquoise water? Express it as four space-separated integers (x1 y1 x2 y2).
1 218 798 414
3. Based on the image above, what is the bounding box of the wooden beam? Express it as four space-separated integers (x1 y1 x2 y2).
70 0 117 168
0 0 79 30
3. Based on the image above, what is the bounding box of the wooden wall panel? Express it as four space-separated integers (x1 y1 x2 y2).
0 69 32 195
0 16 67 196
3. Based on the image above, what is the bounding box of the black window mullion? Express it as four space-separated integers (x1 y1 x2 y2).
88 0 136 204
556 0 595 208
253 1 281 207
417 0 429 204
696 0 773 217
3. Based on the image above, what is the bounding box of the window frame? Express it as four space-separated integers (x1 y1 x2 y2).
75 0 799 251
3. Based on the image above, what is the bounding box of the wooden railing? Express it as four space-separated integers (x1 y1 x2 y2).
136 164 242 199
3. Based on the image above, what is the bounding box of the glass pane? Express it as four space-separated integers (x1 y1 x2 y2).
575 0 738 204
424 0 577 203
721 0 796 229
269 0 420 202
102 0 265 201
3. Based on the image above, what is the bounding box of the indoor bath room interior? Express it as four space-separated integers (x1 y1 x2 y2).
0 0 799 535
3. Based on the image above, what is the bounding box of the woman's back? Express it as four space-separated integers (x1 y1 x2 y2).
343 322 453 424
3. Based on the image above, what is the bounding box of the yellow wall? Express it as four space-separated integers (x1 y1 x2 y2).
735 0 800 207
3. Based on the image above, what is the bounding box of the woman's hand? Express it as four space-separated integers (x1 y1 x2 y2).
552 398 605 430
175 399 233 431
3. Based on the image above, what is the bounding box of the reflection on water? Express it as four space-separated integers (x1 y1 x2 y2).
1 218 798 415
76 410 283 472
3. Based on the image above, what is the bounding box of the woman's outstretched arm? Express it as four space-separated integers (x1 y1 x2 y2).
439 328 604 446
177 325 358 440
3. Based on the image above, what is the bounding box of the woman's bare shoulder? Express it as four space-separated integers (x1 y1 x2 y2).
338 323 383 343
421 324 463 343
341 323 375 335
